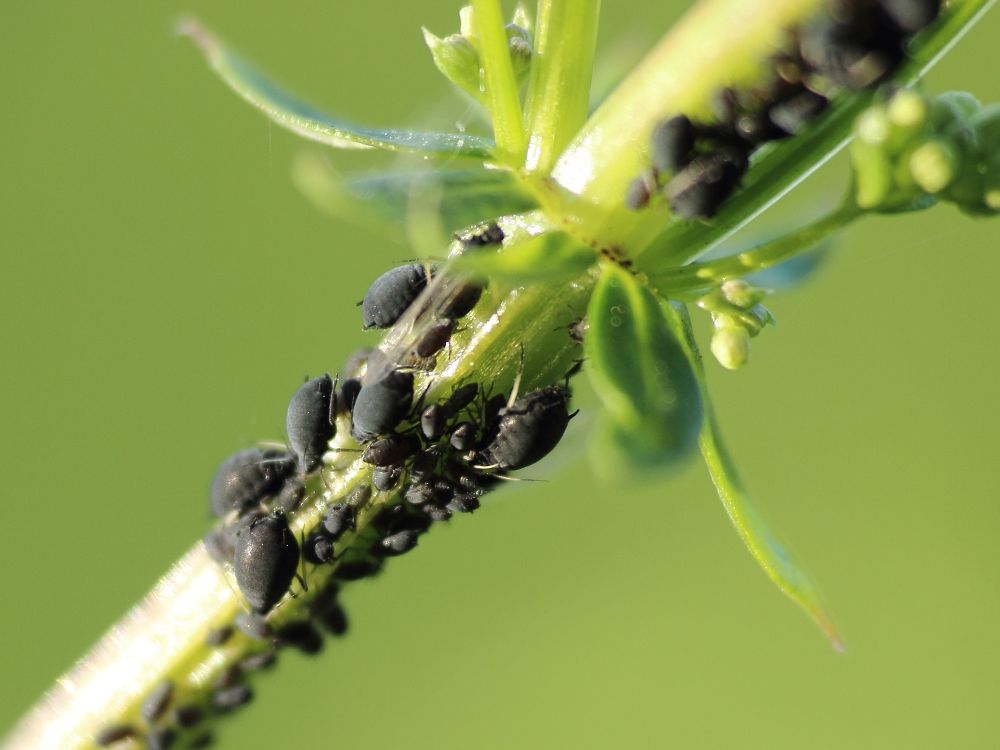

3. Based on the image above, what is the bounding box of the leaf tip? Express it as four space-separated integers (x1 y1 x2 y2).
174 16 218 60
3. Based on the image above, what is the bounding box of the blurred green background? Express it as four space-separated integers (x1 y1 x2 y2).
3 2 1000 748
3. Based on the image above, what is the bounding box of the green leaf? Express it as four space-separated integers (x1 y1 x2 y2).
584 265 702 465
450 230 596 282
292 153 536 241
675 308 844 650
178 18 494 160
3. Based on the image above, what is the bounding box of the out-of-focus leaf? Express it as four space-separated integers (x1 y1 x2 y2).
675 308 845 651
745 242 831 290
292 154 536 241
179 18 494 159
451 231 596 282
584 265 702 467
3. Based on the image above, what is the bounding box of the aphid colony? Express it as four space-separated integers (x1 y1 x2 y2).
100 224 578 748
627 0 942 219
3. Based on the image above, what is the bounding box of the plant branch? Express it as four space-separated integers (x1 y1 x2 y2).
648 202 863 295
523 0 602 175
472 0 527 164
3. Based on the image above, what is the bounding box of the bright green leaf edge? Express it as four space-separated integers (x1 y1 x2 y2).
179 18 495 160
676 307 845 651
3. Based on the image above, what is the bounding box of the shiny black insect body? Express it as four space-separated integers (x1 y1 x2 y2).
420 403 447 441
277 621 324 655
304 532 335 565
455 221 504 247
322 502 355 540
480 386 571 470
141 680 174 723
372 465 402 492
449 422 477 451
233 511 299 614
211 684 253 713
147 727 177 750
665 146 749 220
361 433 420 467
414 318 457 358
95 725 137 747
286 374 336 473
351 370 414 441
361 264 428 330
377 530 420 557
441 281 484 319
210 448 295 518
651 114 696 173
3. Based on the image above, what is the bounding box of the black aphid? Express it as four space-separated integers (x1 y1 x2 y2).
351 370 415 441
239 648 277 672
377 530 420 557
334 558 383 581
374 504 431 535
347 483 373 509
304 532 335 565
450 421 477 451
94 724 136 748
233 511 300 614
445 382 480 414
409 448 440 480
372 465 402 492
446 494 480 514
362 433 420 467
147 727 177 750
420 404 447 441
286 374 336 472
768 88 829 135
188 732 214 749
361 264 428 330
277 621 324 655
205 626 234 647
234 612 273 641
433 479 455 504
141 680 174 723
210 448 295 518
172 704 204 729
879 0 941 34
212 664 243 691
203 529 233 565
211 684 253 713
338 377 363 417
317 601 349 637
651 114 696 173
404 482 435 506
273 479 306 514
664 146 749 220
567 317 589 344
480 386 571 470
456 221 504 247
322 502 356 540
414 318 457 358
625 175 653 210
442 281 484 319
424 505 452 522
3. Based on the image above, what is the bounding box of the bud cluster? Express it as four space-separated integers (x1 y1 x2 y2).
698 280 775 370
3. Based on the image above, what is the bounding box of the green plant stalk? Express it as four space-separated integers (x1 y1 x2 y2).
472 0 527 164
648 202 864 295
7 1 994 746
3 270 590 750
540 0 823 250
523 0 601 175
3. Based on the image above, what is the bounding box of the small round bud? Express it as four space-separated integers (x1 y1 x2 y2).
505 24 532 77
856 107 892 146
711 326 751 371
887 89 928 130
719 279 766 309
423 29 481 98
909 140 957 194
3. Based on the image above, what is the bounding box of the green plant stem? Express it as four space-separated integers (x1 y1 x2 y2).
648 202 863 295
523 0 601 175
472 0 527 164
2 254 589 750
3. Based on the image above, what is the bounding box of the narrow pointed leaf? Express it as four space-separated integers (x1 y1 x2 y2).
292 153 536 240
585 265 702 466
451 230 596 282
179 19 494 159
675 308 844 650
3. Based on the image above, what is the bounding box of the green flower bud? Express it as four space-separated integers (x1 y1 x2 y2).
459 5 476 39
856 106 892 146
505 23 532 79
887 89 928 131
851 138 894 209
719 279 767 309
711 325 751 371
423 29 482 100
909 139 958 194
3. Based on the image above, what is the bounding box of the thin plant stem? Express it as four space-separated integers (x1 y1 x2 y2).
472 0 527 164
